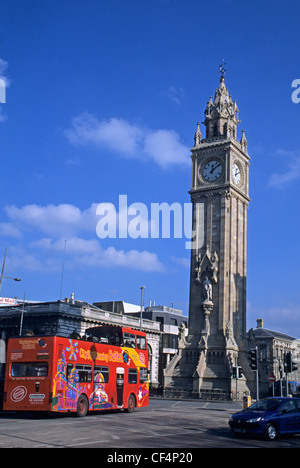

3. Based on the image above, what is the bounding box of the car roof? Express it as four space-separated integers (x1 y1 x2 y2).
261 397 300 401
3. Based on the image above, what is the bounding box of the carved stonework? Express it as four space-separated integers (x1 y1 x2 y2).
202 302 214 336
195 245 219 287
225 321 238 350
178 322 187 348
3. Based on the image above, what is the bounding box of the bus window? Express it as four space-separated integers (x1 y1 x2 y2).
85 326 123 346
128 369 137 384
75 365 92 382
124 333 136 348
94 366 109 383
136 335 147 350
11 362 48 377
139 367 148 383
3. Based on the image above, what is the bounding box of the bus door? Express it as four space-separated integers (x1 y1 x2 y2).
5 361 49 411
116 367 125 408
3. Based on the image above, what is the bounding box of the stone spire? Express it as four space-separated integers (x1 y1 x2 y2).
193 122 202 147
203 74 240 141
240 129 248 153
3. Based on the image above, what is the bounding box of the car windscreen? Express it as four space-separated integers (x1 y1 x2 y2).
247 399 284 411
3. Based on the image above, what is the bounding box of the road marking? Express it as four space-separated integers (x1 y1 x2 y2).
66 439 110 447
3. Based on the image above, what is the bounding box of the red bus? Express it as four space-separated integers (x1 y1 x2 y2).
3 325 149 416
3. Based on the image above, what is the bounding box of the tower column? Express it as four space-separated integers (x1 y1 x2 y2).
164 69 251 397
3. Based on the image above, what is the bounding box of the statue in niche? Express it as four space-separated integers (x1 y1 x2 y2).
202 276 213 303
178 322 186 337
225 321 234 341
178 322 187 347
225 320 238 350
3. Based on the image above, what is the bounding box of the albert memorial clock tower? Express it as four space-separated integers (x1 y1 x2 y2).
165 68 253 397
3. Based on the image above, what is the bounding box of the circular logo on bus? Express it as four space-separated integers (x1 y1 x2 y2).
139 352 145 365
10 385 27 403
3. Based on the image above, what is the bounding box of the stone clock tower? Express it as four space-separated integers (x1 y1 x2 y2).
165 70 252 397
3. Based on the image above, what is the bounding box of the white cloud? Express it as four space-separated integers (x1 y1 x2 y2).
0 58 9 122
144 129 189 168
0 222 22 238
164 85 185 105
2 203 165 273
31 236 100 255
0 58 10 87
171 255 190 268
32 236 164 272
5 203 98 237
247 301 300 338
65 113 144 156
268 149 300 188
0 107 7 122
80 245 165 272
6 245 61 273
65 113 189 169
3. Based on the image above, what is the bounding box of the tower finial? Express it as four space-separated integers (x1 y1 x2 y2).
194 122 202 146
218 59 228 79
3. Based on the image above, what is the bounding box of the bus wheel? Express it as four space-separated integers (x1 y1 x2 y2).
126 394 136 413
76 394 89 417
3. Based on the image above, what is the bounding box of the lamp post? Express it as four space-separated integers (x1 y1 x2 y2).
140 286 145 330
0 248 21 296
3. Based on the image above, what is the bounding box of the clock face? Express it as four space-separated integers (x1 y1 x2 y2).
202 160 223 182
232 162 241 185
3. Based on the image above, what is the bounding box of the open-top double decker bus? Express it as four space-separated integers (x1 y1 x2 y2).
3 325 149 416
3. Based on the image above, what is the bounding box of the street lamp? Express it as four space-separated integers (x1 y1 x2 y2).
0 248 21 296
140 286 145 330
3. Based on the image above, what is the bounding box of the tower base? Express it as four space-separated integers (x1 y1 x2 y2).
164 330 252 400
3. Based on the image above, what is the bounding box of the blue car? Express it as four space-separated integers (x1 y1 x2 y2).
229 397 300 440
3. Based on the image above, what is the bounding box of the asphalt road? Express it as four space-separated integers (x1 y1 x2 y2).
1 398 300 449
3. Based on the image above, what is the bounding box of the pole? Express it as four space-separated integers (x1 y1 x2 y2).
0 248 7 296
235 358 238 401
280 356 283 396
284 351 289 397
0 248 21 297
139 286 145 330
19 292 26 335
255 346 259 401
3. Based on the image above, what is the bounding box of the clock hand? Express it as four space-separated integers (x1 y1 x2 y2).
210 162 221 173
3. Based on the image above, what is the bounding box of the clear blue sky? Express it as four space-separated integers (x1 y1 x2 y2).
0 0 300 337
